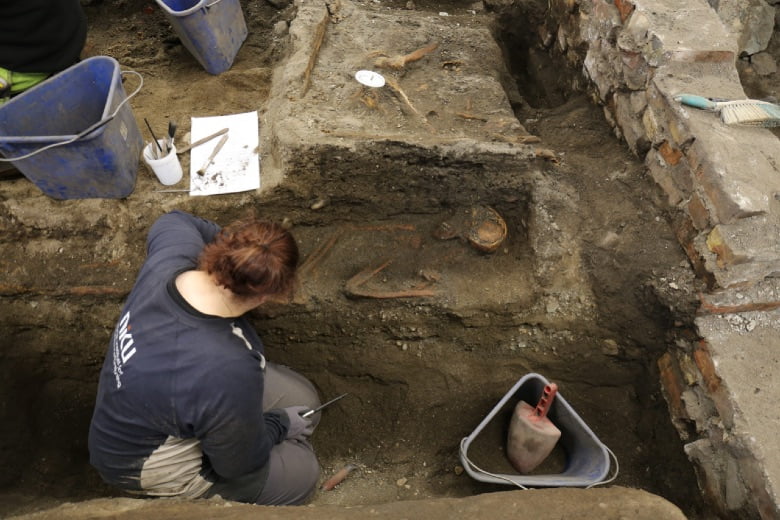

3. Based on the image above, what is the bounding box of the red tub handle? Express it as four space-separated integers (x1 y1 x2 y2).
534 383 558 419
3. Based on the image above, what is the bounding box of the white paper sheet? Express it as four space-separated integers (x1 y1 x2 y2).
189 111 260 196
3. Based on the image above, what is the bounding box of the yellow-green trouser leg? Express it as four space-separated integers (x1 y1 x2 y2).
0 68 49 105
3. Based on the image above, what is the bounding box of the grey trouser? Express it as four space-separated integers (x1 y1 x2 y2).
204 362 321 505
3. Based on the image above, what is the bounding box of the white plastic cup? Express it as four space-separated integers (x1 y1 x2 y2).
142 140 183 186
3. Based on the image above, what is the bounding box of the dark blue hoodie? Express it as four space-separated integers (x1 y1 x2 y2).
88 211 288 496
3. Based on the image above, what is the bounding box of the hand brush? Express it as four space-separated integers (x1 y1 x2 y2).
165 120 177 154
196 133 229 176
675 94 780 127
144 118 165 158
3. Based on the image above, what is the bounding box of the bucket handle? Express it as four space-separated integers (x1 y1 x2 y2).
203 0 225 9
0 70 144 163
533 383 557 419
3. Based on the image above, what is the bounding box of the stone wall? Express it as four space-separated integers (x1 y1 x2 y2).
545 0 780 518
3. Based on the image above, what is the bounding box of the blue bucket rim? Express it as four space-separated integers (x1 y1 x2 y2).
154 0 215 17
0 56 123 145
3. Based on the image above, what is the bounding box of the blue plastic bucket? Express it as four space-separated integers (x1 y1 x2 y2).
156 0 248 75
460 373 613 488
0 56 143 200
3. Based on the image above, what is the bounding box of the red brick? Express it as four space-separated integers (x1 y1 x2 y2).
686 192 711 231
698 298 780 315
693 339 736 428
693 341 721 394
658 140 682 166
614 0 634 22
670 213 716 288
658 352 688 421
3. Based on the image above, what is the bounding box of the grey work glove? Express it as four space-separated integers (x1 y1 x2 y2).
281 406 315 439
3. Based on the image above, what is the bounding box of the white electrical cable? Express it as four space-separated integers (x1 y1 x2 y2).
459 437 529 490
0 70 144 163
585 444 620 488
459 437 620 490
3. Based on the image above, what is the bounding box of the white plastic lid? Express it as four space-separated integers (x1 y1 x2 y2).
354 70 386 88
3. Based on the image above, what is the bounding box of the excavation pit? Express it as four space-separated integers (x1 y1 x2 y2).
0 0 721 518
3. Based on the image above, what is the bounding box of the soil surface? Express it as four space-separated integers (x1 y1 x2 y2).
3 0 779 519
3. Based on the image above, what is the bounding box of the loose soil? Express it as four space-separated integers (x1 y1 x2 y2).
3 0 778 518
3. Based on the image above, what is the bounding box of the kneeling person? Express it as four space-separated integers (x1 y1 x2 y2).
88 210 320 505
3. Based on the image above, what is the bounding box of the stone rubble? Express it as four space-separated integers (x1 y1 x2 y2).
549 0 780 517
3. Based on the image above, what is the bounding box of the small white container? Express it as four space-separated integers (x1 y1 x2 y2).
142 140 183 186
354 70 385 88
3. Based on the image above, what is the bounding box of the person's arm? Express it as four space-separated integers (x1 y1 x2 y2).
145 210 221 265
190 360 290 479
201 409 290 479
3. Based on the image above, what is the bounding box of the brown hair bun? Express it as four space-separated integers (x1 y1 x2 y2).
198 217 299 299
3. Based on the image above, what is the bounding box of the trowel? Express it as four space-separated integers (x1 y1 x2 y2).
300 393 349 418
507 383 561 473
